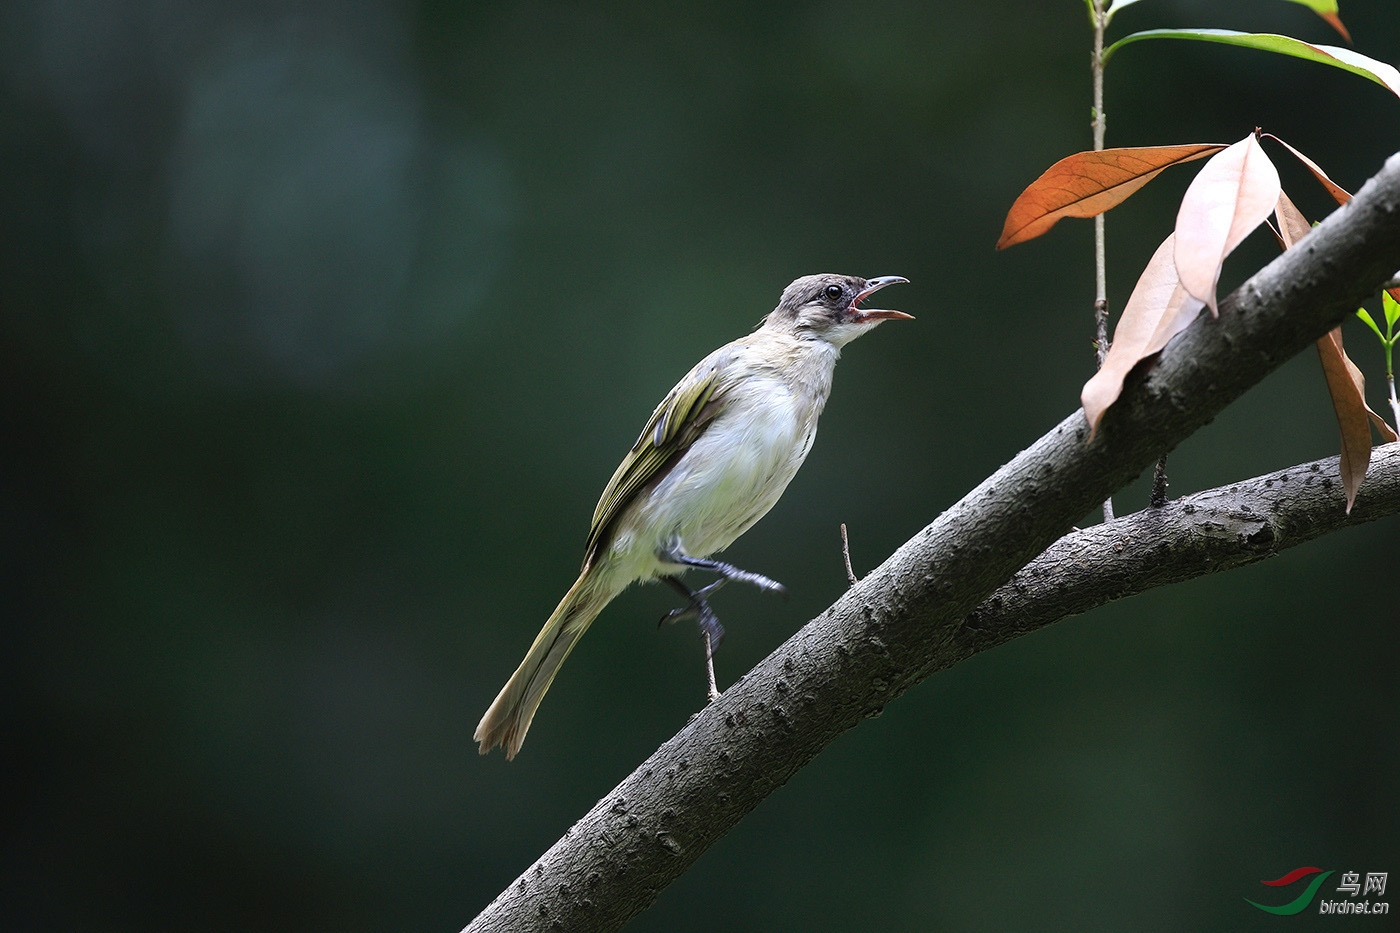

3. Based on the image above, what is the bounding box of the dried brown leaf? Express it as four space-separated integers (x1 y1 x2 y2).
1082 232 1205 436
996 144 1225 249
1265 134 1352 207
1175 134 1281 315
1318 11 1352 44
1316 328 1376 512
1278 194 1395 507
1371 409 1400 444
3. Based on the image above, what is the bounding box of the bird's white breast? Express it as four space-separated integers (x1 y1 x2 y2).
603 335 837 584
659 377 812 551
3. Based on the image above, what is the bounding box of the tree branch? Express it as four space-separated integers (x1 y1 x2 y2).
937 443 1400 673
463 152 1400 932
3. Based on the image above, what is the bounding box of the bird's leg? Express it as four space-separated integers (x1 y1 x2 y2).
657 544 787 704
660 575 725 702
659 546 788 598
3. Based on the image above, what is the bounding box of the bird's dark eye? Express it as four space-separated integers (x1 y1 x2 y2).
823 284 843 301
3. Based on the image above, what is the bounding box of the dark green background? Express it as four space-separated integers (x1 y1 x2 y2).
4 1 1397 930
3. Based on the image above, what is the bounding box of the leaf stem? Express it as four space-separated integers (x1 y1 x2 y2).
1388 372 1400 435
1092 6 1107 301
1365 299 1400 432
1092 0 1115 522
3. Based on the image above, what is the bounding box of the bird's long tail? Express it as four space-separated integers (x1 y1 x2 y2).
474 568 618 759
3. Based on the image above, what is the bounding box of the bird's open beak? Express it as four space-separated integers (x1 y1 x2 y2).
849 275 913 323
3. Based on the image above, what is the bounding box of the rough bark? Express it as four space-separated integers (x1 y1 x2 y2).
938 443 1400 673
464 152 1400 933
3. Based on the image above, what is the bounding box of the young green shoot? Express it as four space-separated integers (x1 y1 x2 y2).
1355 290 1400 432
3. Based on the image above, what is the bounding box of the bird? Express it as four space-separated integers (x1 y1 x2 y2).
474 273 911 758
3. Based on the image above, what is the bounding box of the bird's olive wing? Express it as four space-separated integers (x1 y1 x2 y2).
582 359 726 568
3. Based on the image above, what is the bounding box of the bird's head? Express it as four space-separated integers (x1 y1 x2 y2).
764 274 912 347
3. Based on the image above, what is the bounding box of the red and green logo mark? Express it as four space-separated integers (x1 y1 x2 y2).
1246 867 1334 915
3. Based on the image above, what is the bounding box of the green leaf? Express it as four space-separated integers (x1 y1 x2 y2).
1106 0 1350 35
1279 0 1351 42
1356 307 1384 340
1103 29 1400 98
1105 0 1146 20
1384 290 1400 329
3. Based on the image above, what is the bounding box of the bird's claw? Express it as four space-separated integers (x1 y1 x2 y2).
659 594 726 650
658 605 694 628
693 601 725 652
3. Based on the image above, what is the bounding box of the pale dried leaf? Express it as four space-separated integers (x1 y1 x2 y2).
1082 232 1205 436
1274 190 1312 249
1175 134 1281 314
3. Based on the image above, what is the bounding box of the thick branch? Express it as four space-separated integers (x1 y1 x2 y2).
464 153 1400 932
940 443 1400 671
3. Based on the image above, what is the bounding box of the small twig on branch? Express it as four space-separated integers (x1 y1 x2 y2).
1099 298 1116 523
840 523 859 587
1094 298 1111 370
1150 454 1170 507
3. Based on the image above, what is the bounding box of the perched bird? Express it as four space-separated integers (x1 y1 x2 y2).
475 274 911 758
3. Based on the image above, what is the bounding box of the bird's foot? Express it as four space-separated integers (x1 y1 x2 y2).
660 575 727 701
656 555 787 703
659 578 727 650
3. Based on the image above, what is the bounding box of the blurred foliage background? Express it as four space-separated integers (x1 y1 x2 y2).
3 0 1398 930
